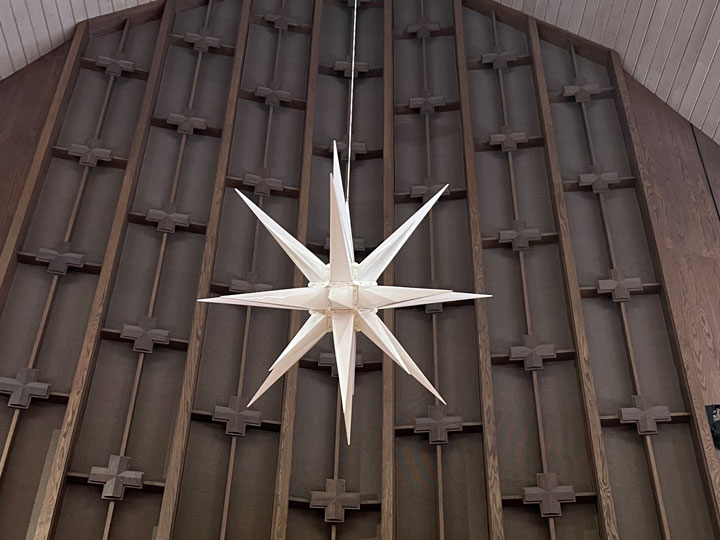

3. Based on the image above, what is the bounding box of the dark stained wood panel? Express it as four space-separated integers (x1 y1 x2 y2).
0 42 70 244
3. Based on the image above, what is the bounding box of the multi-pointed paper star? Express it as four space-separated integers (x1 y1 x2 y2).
199 142 489 443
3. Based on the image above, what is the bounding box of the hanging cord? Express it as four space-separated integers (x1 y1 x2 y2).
345 0 359 202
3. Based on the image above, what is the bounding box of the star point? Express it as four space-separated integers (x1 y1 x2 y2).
200 141 490 442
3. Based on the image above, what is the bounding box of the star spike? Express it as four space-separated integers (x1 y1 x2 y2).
234 189 328 283
248 313 329 407
356 184 448 283
198 286 327 310
330 142 355 282
331 311 356 444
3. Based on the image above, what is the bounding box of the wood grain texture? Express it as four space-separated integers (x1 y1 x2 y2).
452 2 504 538
381 0 395 538
269 1 323 538
609 50 720 537
29 5 172 538
0 40 69 245
527 19 620 540
154 1 251 537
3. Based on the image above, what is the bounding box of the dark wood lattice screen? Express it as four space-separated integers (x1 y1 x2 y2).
0 0 719 539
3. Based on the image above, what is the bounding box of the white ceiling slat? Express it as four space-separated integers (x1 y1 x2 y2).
601 0 626 48
624 0 656 73
578 0 600 39
678 7 720 117
643 0 689 93
533 0 548 20
97 0 112 15
0 24 15 77
0 1 27 71
614 0 643 57
69 0 86 22
633 0 672 84
589 0 612 43
688 47 720 125
655 0 705 101
54 0 75 41
9 0 40 63
701 79 720 136
41 0 64 48
544 0 562 25
567 0 587 35
25 0 52 55
523 0 536 14
83 0 99 19
555 0 575 28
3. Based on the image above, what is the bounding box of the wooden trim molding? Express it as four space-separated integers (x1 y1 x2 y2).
451 1 504 538
381 1 395 538
270 1 324 538
154 1 252 537
31 5 175 538
608 50 720 536
527 18 620 540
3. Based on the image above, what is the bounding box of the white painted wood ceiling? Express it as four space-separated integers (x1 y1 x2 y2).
3 0 720 143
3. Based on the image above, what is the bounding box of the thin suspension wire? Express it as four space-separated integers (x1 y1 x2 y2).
345 0 359 202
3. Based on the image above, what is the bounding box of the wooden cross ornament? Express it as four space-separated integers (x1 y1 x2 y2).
310 479 360 522
213 396 262 436
523 472 576 517
0 368 51 408
414 404 463 444
88 455 144 500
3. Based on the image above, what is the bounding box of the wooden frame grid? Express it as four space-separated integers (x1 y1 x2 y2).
0 0 719 539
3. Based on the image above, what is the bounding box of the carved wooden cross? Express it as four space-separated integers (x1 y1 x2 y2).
596 268 643 302
409 89 446 114
230 272 273 293
344 0 371 6
498 220 541 251
406 15 441 38
619 395 671 435
68 138 112 167
523 472 576 517
333 56 369 78
120 317 170 353
242 168 284 196
213 396 262 436
563 78 601 102
481 48 518 70
310 479 360 522
166 109 207 135
254 81 292 107
95 53 135 76
578 170 620 193
88 455 144 500
414 404 462 444
331 136 367 161
264 8 299 30
35 241 85 275
0 368 51 409
411 181 448 204
510 334 556 370
317 351 364 377
489 125 528 151
145 202 190 233
183 28 220 52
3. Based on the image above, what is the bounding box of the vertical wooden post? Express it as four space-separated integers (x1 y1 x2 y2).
527 19 620 540
155 1 252 537
31 4 175 539
270 1 324 538
0 22 88 310
381 0 395 538
451 1 504 538
608 49 720 534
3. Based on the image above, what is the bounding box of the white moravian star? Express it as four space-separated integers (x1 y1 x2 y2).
199 141 490 443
